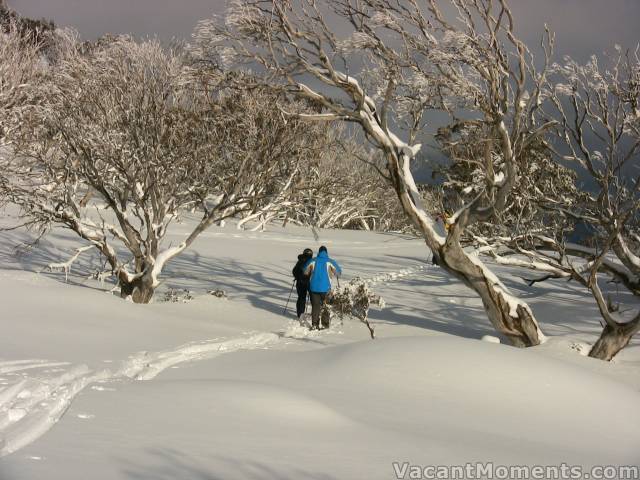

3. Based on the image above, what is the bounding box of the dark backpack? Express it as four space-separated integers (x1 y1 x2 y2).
292 254 310 284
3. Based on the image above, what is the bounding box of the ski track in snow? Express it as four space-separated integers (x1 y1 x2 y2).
116 332 280 382
0 263 427 458
0 333 280 457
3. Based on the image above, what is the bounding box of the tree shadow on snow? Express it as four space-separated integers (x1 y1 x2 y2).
118 447 338 480
2 224 633 345
363 259 627 342
164 251 296 317
367 273 498 341
0 228 113 286
164 249 456 323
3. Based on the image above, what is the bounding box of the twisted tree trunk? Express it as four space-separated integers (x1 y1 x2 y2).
119 272 156 304
589 319 640 361
436 241 542 347
387 146 543 347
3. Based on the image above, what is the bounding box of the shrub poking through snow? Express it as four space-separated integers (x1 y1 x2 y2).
208 289 228 299
162 289 194 303
326 278 384 339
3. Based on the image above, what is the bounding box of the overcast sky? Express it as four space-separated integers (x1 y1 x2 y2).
8 0 640 61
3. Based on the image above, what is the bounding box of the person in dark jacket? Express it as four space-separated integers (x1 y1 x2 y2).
303 246 342 330
292 248 313 320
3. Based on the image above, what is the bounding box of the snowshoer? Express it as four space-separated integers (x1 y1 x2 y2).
292 248 313 320
304 246 342 330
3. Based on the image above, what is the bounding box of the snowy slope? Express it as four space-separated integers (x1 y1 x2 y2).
4 336 640 480
0 208 639 479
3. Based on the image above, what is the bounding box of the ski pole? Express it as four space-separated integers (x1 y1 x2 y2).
305 291 310 314
283 280 295 316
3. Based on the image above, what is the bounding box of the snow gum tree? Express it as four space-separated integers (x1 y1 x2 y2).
1 34 329 302
432 126 579 240
282 134 409 231
0 22 45 146
540 48 640 360
448 48 640 361
193 0 559 346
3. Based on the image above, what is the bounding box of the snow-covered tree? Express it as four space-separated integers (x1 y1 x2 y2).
542 48 640 360
191 0 559 346
467 47 640 360
282 135 411 232
0 3 55 49
0 22 44 146
1 35 328 302
433 127 579 240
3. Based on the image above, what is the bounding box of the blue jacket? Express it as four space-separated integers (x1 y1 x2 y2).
304 251 342 293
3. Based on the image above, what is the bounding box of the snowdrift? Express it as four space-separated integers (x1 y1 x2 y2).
1 212 639 479
3 336 639 479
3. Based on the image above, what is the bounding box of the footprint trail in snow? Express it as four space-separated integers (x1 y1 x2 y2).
0 263 427 457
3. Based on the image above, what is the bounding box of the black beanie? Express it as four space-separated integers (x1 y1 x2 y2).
319 246 327 253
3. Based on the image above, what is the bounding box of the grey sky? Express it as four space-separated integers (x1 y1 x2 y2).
8 0 640 60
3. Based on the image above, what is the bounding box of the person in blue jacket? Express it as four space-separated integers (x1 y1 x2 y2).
303 245 342 330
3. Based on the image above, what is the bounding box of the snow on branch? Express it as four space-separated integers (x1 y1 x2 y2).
2 34 332 303
198 0 555 346
41 245 94 282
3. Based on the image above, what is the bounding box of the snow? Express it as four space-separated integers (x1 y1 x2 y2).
481 335 501 344
0 207 639 479
150 242 187 288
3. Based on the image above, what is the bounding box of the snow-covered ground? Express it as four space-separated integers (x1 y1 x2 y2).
0 208 639 479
